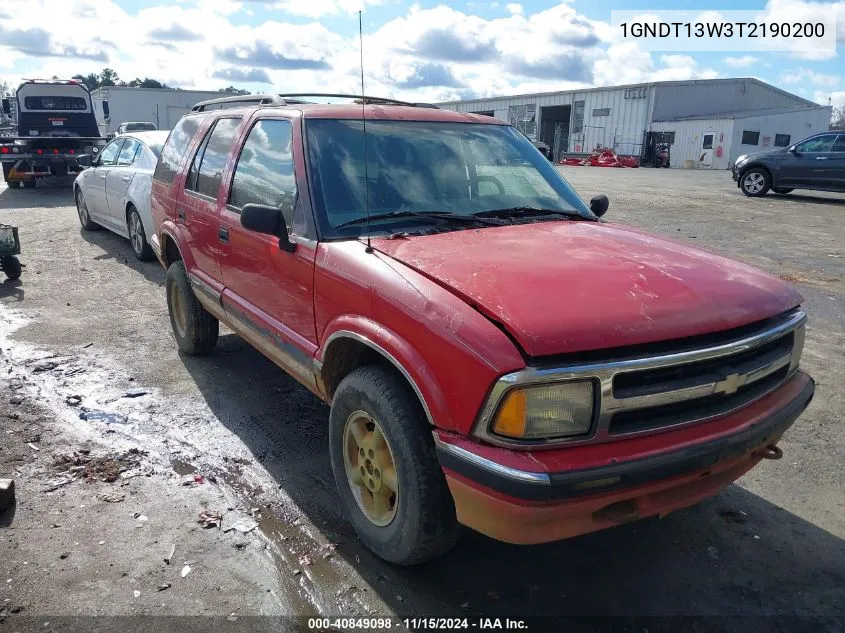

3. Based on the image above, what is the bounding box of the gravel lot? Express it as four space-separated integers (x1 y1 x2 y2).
0 167 843 631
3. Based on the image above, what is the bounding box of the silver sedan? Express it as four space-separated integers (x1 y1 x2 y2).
73 131 170 261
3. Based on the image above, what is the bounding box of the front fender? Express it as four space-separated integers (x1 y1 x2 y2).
317 316 445 428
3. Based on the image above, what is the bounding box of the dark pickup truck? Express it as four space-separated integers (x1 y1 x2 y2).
1 79 107 188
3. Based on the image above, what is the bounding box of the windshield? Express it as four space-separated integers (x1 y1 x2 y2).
306 120 592 238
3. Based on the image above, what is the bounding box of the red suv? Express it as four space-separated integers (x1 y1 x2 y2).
150 94 814 565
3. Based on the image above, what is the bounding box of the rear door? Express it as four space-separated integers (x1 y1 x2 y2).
105 136 142 228
829 134 845 190
86 138 123 221
178 116 242 285
218 116 319 381
150 116 203 251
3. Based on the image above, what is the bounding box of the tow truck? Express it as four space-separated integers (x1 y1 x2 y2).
1 79 107 188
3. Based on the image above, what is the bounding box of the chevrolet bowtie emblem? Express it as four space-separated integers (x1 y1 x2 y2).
714 372 747 395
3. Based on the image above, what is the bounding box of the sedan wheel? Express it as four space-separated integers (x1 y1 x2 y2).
75 189 100 230
127 207 154 261
741 169 770 197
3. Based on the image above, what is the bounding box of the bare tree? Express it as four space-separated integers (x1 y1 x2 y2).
831 105 845 130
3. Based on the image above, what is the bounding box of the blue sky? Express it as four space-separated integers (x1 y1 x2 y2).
1 0 843 108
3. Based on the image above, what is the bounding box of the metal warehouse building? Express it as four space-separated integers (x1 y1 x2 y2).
89 86 225 136
438 78 832 168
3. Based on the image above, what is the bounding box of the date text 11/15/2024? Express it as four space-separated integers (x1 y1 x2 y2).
307 617 529 630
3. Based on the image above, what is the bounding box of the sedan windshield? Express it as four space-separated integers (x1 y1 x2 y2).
306 120 593 238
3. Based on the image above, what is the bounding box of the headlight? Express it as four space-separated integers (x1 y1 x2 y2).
490 380 594 440
735 154 747 165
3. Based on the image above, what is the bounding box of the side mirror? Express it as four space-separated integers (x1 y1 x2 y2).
240 203 296 253
590 194 609 218
1 99 10 115
788 146 798 154
76 154 93 168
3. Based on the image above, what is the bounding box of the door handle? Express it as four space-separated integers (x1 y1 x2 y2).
218 227 229 244
177 208 186 222
121 175 131 181
816 156 828 160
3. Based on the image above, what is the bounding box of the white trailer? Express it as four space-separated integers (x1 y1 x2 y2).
90 87 226 135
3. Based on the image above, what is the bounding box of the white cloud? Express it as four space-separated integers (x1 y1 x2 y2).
782 68 840 87
758 0 844 60
812 89 845 106
505 3 523 15
723 55 760 68
269 0 382 18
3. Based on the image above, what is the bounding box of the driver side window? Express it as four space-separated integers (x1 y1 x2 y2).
98 139 124 166
795 135 836 153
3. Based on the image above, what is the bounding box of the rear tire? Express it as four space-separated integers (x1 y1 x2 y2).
20 180 35 189
127 205 154 262
165 260 219 355
75 188 101 230
773 188 794 195
329 365 461 565
740 168 770 197
1 256 21 281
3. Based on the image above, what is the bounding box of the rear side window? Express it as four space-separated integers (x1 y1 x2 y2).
229 119 296 225
98 139 124 166
186 117 241 199
117 138 141 166
154 116 201 185
832 135 845 152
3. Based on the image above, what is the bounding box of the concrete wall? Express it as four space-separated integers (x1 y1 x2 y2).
649 106 832 169
651 79 815 121
90 87 223 135
726 107 832 163
650 118 736 170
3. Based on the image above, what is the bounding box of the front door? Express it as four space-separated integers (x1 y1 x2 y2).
700 131 716 167
827 134 845 189
105 137 142 228
178 116 242 286
780 133 838 187
218 116 318 383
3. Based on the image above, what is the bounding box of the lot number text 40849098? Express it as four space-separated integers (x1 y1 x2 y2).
307 617 528 630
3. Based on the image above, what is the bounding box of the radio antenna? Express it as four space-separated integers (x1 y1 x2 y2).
359 10 372 253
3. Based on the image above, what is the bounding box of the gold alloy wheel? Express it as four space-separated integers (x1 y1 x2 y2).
169 282 188 339
343 410 399 527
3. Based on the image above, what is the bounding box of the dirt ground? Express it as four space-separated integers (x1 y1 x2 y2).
0 167 843 632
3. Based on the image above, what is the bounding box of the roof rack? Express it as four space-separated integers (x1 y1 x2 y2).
277 93 439 108
191 94 311 112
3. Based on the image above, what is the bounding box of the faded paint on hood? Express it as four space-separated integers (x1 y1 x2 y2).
372 221 802 357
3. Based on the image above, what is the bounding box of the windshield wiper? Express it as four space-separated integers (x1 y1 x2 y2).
335 210 504 229
472 207 585 220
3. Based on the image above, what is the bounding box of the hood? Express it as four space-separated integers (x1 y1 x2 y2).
740 148 788 161
372 221 802 358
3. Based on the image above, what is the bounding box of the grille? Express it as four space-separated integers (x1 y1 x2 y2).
610 365 790 434
608 331 795 435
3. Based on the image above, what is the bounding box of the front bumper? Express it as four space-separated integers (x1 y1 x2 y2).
435 372 813 544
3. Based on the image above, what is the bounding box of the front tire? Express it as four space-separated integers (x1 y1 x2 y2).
329 365 461 565
75 188 101 230
1 256 21 281
773 188 794 195
165 260 219 355
127 205 154 261
20 180 35 189
740 168 770 197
